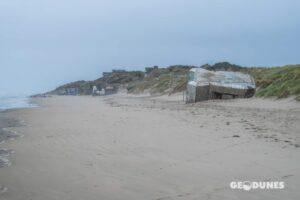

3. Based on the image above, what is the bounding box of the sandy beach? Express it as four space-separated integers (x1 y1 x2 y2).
0 94 299 200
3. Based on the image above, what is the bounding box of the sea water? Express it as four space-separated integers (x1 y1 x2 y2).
0 95 37 111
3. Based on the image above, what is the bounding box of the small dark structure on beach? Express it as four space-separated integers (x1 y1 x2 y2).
104 86 118 95
186 68 255 103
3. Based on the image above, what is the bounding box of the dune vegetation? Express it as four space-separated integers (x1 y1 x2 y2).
128 63 300 100
244 65 300 100
51 62 300 100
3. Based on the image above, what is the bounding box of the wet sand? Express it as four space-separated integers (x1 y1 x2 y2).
0 114 22 168
0 94 299 200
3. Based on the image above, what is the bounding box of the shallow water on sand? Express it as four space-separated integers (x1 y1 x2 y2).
0 115 22 168
0 96 37 111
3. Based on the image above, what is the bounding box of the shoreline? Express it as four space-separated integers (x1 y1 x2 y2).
0 109 24 168
0 106 32 195
0 98 39 168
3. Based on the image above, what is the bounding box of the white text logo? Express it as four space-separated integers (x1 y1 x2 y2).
230 181 285 191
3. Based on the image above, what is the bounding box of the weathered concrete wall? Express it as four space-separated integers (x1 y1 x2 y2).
209 85 246 98
196 85 210 101
187 84 255 103
186 84 196 103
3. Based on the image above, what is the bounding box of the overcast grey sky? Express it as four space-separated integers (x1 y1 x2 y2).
1 0 299 95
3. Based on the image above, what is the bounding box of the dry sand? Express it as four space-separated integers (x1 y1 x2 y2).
0 94 299 200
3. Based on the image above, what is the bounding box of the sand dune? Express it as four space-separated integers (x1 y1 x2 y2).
0 94 299 200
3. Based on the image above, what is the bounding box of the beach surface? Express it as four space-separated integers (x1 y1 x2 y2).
0 94 299 200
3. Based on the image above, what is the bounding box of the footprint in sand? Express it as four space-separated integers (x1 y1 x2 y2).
0 186 8 194
282 174 294 179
